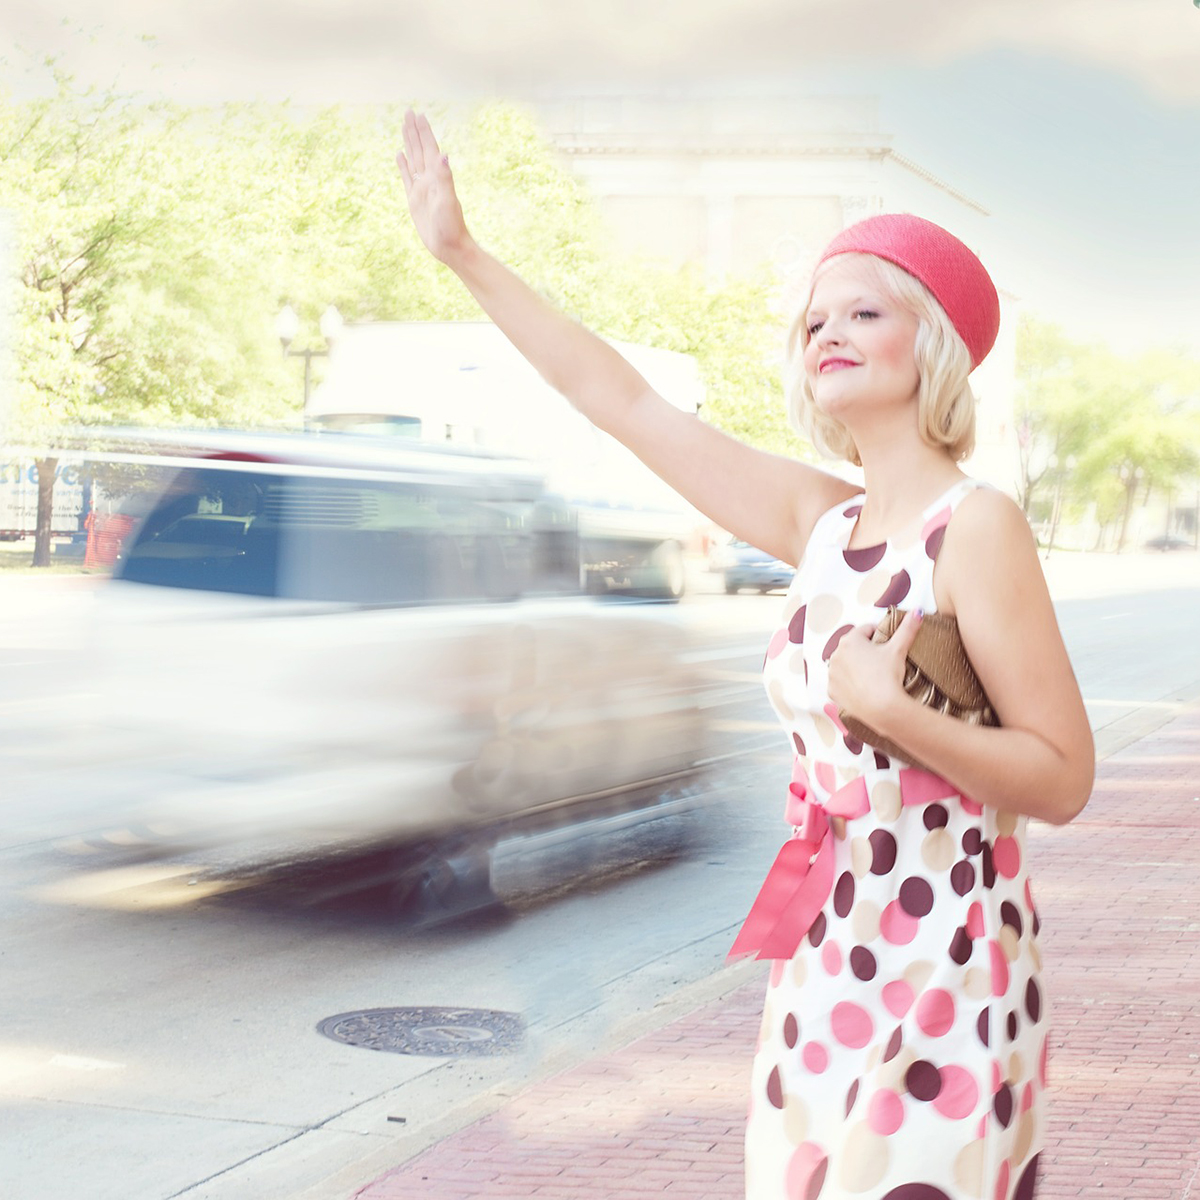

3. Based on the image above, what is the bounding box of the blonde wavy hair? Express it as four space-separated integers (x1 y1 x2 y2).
786 253 978 465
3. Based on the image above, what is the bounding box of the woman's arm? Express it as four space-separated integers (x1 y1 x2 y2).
397 111 856 565
827 490 1094 823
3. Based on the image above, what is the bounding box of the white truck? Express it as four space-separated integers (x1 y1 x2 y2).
305 321 705 600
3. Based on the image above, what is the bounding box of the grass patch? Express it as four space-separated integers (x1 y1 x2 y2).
0 539 111 575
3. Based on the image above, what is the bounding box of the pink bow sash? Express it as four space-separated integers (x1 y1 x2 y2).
727 766 963 962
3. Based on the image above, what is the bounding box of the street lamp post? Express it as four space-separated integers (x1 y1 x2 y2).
275 304 344 408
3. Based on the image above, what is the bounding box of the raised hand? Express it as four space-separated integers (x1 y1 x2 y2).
396 109 470 265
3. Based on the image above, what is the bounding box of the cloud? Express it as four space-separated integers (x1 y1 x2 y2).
3 0 1198 104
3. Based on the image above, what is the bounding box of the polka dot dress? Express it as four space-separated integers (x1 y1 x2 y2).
744 479 1046 1200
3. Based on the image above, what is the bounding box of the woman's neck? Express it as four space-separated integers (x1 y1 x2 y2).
851 438 964 547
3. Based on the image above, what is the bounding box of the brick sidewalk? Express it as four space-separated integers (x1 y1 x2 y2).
352 709 1200 1200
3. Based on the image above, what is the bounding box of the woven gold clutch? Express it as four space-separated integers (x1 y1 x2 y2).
839 606 998 771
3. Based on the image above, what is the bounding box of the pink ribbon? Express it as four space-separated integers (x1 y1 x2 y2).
727 765 963 962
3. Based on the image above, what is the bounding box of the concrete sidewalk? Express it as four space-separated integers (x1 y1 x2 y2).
345 704 1200 1200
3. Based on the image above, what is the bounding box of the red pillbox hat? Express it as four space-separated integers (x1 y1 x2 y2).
817 214 1001 369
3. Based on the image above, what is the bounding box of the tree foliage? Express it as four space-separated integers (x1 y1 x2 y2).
1016 314 1200 549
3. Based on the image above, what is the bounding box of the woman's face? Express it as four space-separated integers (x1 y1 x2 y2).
802 256 921 424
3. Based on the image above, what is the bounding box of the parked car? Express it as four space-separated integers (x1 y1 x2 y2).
722 540 796 594
80 429 710 901
1143 533 1195 552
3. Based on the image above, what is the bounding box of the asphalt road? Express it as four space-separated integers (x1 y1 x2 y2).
0 554 1197 1200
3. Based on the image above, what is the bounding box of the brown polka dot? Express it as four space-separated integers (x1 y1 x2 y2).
1001 901 1023 936
875 569 912 609
787 605 807 644
843 732 864 755
922 828 956 871
834 872 855 917
1007 1010 1019 1041
784 1012 800 1049
962 828 983 856
883 1187 956 1200
792 732 807 757
994 1082 1014 1128
883 1025 904 1062
981 842 997 888
949 926 974 965
1026 978 1042 1023
869 829 897 875
845 1078 860 1116
850 946 877 980
899 876 935 917
871 779 902 821
822 624 855 661
925 524 948 559
873 750 891 771
906 1059 943 1101
767 1064 784 1108
951 859 976 895
843 535 889 571
1014 1153 1041 1200
807 912 827 948
976 1006 990 1047
923 803 949 830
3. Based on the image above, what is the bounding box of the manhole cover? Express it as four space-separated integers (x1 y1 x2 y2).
316 1006 525 1057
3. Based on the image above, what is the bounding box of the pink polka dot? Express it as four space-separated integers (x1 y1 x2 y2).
831 1001 874 1049
1039 1035 1050 1089
976 1114 988 1140
966 901 985 939
822 940 843 976
786 1142 828 1197
961 797 983 816
933 1064 980 1120
868 1088 905 1136
1025 878 1036 911
769 959 787 989
994 1159 1010 1200
993 836 1021 879
767 628 789 660
815 761 837 793
1021 1082 1035 1114
880 900 918 945
803 1041 829 1074
883 980 915 1018
823 702 850 735
990 940 1010 997
921 507 952 540
916 988 957 1038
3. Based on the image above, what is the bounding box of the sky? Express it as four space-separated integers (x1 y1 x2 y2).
2 0 1199 353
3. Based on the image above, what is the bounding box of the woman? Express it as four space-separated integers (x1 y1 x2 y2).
397 110 1093 1200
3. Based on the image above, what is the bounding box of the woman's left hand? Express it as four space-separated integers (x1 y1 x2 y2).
826 609 924 728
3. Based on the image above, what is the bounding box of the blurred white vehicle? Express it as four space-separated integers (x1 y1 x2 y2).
84 430 709 882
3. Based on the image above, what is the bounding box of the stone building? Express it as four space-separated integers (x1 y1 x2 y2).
535 91 1019 489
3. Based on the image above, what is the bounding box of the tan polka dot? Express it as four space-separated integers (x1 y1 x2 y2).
806 593 844 634
856 568 891 606
767 680 794 722
866 1044 882 1072
953 1138 987 1197
783 1093 810 1144
1014 1108 1036 1165
781 596 804 626
1008 1051 1025 1083
812 712 838 747
1000 925 1021 962
904 960 934 993
964 968 992 1000
851 837 873 879
831 816 847 841
852 899 881 942
838 1122 889 1191
790 957 808 989
997 810 1018 837
1030 939 1043 973
870 780 902 821
876 1047 916 1092
921 827 956 871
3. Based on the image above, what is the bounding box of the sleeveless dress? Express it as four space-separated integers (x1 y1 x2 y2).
738 478 1047 1200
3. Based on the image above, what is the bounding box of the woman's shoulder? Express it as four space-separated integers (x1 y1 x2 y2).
939 485 1040 597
